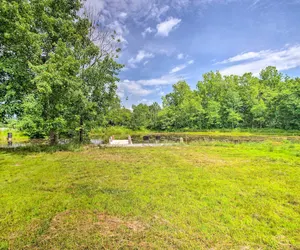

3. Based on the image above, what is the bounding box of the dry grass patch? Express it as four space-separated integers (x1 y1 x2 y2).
27 210 151 249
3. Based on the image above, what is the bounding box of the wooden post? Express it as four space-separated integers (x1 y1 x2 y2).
128 135 132 144
155 135 160 144
79 117 84 143
49 130 58 145
7 133 12 146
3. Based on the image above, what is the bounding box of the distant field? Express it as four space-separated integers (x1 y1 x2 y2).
0 129 29 143
91 127 300 144
1 141 299 249
1 127 300 145
91 126 300 138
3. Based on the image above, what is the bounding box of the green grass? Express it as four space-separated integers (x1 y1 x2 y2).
0 129 29 143
1 126 299 145
90 126 150 140
171 128 300 136
0 140 299 249
91 126 300 140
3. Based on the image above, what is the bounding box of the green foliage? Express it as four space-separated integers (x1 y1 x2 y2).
0 0 122 141
91 126 149 141
130 66 300 131
106 105 132 127
0 129 28 143
131 104 151 129
206 100 221 128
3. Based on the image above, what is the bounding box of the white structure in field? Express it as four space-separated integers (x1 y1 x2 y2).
109 135 132 145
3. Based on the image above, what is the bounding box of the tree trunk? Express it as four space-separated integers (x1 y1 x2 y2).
49 129 58 145
79 117 84 143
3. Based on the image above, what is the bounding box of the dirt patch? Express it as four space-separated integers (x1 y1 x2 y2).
28 210 151 249
95 213 146 233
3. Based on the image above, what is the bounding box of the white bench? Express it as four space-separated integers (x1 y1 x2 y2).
110 140 129 145
109 136 132 145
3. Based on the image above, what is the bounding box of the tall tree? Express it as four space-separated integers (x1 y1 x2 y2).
131 104 150 129
1 0 122 143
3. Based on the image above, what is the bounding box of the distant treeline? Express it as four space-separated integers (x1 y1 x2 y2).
107 66 300 130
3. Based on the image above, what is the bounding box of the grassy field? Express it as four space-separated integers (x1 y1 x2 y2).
1 126 299 145
91 127 300 143
91 127 300 138
0 129 29 144
0 140 299 249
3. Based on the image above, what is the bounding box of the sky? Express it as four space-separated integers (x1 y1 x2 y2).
84 0 300 108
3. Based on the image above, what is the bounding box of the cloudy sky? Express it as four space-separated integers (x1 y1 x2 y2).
85 0 300 107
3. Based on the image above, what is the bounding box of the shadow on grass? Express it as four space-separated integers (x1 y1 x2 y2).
0 143 83 155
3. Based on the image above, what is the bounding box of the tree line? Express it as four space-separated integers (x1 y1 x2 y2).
0 0 122 143
108 67 300 131
1 1 299 142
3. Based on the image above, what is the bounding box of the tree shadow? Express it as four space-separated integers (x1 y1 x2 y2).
0 143 83 156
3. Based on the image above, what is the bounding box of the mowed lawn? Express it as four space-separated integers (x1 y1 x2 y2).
0 142 299 249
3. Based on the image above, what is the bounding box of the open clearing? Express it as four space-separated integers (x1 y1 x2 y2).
0 141 300 249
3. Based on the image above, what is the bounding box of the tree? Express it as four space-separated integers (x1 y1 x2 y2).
149 102 161 129
227 109 242 128
131 104 150 130
0 0 42 120
251 100 267 128
154 66 300 131
1 0 122 143
76 56 122 142
275 77 300 129
106 105 132 127
74 7 123 142
205 100 221 128
164 81 193 107
221 82 243 128
18 40 82 142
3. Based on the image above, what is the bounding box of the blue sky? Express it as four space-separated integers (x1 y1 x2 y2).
85 0 300 108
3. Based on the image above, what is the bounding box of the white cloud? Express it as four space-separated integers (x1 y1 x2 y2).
118 80 153 97
83 0 170 27
137 74 182 86
156 17 182 37
128 50 154 68
220 45 300 76
144 43 176 56
143 61 149 65
138 98 156 105
84 0 105 14
119 12 127 18
157 5 170 17
169 60 194 74
120 74 182 98
217 50 270 64
84 0 241 24
117 72 182 99
117 70 187 101
177 53 184 59
146 5 170 21
170 65 187 74
117 74 180 100
142 27 155 37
